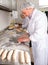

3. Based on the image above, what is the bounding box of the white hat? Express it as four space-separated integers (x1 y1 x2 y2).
21 2 35 10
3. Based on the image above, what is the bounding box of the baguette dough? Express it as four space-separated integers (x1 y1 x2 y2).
24 52 30 64
19 51 25 64
7 50 13 62
1 49 8 60
12 50 16 62
0 49 4 56
8 25 15 30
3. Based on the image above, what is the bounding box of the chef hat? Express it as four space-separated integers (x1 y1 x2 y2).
21 2 35 10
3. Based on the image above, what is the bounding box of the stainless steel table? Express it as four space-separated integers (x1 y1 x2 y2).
0 30 31 65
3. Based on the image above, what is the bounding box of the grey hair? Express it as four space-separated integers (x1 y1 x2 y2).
21 2 35 10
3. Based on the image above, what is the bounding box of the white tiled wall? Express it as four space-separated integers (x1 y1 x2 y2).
0 0 12 9
0 10 11 31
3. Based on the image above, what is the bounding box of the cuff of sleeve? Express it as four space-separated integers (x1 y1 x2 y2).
26 30 28 33
29 35 37 42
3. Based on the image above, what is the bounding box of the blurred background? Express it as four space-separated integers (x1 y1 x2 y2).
0 0 48 31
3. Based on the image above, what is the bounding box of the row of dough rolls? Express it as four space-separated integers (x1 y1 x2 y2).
0 49 30 64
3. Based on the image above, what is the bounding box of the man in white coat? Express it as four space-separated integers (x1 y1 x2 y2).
18 2 47 65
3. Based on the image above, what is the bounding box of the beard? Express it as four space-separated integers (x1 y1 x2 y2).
22 17 30 29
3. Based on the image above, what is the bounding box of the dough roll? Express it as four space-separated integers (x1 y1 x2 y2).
19 51 25 64
12 50 16 62
1 49 8 60
7 50 13 62
24 51 30 64
0 49 4 56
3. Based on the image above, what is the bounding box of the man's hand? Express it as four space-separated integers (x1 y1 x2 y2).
17 36 30 43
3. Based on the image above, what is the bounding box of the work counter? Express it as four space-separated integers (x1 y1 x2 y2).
0 28 34 65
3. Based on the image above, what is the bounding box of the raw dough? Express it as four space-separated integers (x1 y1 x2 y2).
1 49 8 60
12 50 16 62
0 49 4 56
7 50 13 62
19 51 25 64
24 51 30 64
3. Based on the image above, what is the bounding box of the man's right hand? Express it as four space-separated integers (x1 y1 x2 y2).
17 36 30 43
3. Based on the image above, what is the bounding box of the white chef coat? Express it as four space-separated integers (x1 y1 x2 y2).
22 9 47 65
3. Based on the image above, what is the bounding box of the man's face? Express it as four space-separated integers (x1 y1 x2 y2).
20 8 33 19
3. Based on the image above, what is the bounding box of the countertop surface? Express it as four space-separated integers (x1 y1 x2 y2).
0 29 31 65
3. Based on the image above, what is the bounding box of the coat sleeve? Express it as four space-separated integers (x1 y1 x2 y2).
29 14 47 42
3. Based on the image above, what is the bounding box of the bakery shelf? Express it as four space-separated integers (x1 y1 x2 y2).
0 5 12 12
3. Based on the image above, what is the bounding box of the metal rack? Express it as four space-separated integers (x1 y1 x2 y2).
0 5 12 12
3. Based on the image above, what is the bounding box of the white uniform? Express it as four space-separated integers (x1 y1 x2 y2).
46 35 48 65
22 9 47 65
